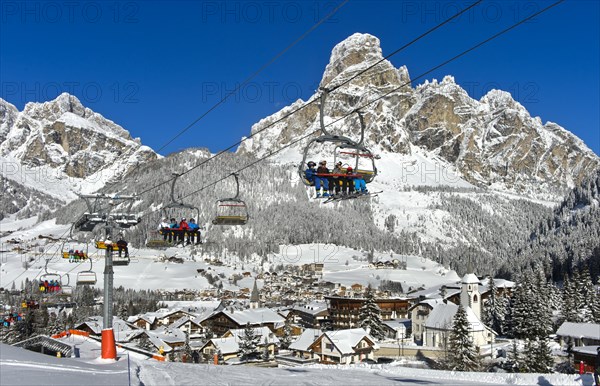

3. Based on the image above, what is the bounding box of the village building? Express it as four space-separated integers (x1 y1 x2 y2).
200 308 285 337
307 328 379 364
326 296 409 329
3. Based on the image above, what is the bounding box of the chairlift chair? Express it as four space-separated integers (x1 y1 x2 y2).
60 274 73 296
147 173 201 248
212 173 249 226
297 90 378 186
61 233 89 261
76 258 97 286
39 260 63 295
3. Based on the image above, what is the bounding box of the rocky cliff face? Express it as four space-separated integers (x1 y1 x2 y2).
0 93 158 216
238 33 598 198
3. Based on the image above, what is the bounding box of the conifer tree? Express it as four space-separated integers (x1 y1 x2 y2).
280 319 293 349
358 285 386 340
138 332 155 352
482 277 507 335
503 340 522 373
531 337 554 373
238 323 260 361
447 305 480 371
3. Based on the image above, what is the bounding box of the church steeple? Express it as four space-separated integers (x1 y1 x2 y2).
460 269 481 320
250 279 260 309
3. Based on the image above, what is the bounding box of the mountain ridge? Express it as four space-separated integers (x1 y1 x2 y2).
238 33 599 200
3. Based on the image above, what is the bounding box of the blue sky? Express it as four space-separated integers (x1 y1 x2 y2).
1 0 598 156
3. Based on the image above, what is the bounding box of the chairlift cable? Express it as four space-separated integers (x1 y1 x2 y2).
152 0 565 209
133 0 483 198
113 1 349 198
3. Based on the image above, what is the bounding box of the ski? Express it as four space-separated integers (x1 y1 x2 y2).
323 191 382 203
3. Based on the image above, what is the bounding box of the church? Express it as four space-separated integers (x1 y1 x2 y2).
422 272 496 349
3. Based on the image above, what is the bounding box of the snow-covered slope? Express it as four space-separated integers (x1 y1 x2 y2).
0 341 589 386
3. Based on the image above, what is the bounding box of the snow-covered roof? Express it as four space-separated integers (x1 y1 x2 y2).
151 326 187 344
128 314 157 325
289 329 322 352
292 302 328 316
170 316 193 329
424 303 457 329
383 319 409 332
220 308 285 327
408 298 445 311
76 316 135 341
425 304 486 332
479 278 516 293
556 322 600 340
160 300 222 313
461 273 480 284
206 337 239 355
572 346 600 355
225 326 280 344
322 328 379 355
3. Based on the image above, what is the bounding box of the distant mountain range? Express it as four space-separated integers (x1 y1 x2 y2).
2 33 598 280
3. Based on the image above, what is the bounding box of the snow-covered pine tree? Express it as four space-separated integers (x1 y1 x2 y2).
502 340 522 373
238 323 261 361
561 274 578 322
482 277 507 335
358 285 386 340
137 332 155 352
531 271 553 337
262 336 270 361
447 305 480 371
280 319 292 349
531 337 554 373
576 268 597 322
507 277 531 339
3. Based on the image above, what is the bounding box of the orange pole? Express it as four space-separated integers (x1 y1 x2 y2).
101 329 117 359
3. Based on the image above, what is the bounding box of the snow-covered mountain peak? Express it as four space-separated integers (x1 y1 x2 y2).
320 33 409 91
480 89 526 112
0 93 158 216
239 33 599 199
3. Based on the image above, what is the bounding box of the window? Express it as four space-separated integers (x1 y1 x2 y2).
473 294 478 303
325 343 333 351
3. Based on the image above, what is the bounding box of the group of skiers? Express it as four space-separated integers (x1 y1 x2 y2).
2 311 23 327
304 160 368 198
39 279 61 293
157 218 201 245
66 250 87 262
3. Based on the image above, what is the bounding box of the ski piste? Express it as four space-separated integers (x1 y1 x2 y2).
322 191 382 203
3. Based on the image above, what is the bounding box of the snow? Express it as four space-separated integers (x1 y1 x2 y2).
1 341 594 386
323 328 378 354
289 328 322 351
556 322 600 340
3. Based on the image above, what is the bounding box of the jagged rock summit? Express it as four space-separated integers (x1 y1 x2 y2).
0 93 157 212
239 33 599 198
